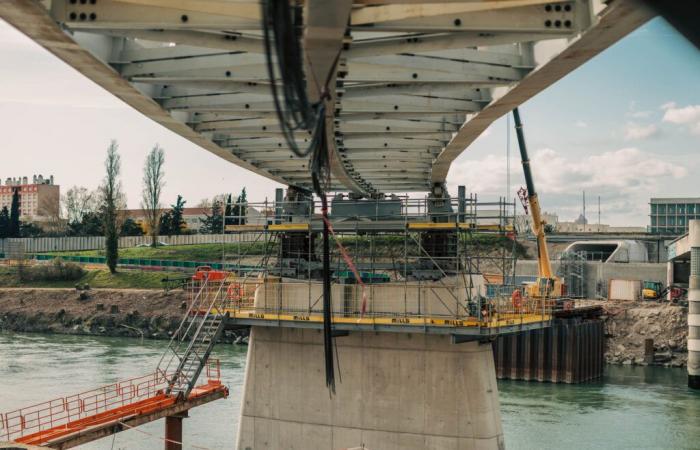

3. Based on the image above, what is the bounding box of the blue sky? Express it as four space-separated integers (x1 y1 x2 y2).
0 17 698 226
448 18 700 225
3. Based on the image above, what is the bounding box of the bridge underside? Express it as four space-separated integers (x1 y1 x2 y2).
1 0 651 195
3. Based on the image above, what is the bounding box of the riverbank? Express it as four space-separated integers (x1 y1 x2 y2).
0 289 689 367
597 299 688 367
0 288 186 339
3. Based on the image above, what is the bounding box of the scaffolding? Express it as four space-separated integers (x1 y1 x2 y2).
199 194 552 337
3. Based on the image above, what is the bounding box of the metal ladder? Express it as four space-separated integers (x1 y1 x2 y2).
156 275 229 399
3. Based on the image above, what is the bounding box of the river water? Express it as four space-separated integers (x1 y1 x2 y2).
0 332 698 450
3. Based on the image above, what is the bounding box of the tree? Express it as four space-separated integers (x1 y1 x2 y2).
199 200 223 234
63 186 98 225
69 211 104 236
9 188 20 238
141 144 166 247
233 187 247 225
0 206 10 238
101 140 122 274
120 217 144 236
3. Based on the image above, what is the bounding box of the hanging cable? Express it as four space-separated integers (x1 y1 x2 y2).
262 0 343 393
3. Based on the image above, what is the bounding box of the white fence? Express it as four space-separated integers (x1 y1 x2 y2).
0 234 243 254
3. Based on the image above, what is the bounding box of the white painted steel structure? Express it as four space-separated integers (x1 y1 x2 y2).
0 0 652 195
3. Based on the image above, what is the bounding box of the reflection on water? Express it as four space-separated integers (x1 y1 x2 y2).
1 332 698 450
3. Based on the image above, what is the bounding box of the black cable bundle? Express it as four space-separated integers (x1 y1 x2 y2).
262 0 336 393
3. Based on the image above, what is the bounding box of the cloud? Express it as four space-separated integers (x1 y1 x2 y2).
662 103 700 135
628 110 652 119
575 120 588 128
448 147 687 224
624 122 658 140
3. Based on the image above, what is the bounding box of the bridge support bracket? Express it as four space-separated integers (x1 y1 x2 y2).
165 411 188 450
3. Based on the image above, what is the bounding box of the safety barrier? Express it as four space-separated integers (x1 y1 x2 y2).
0 360 222 443
189 273 552 331
0 233 256 254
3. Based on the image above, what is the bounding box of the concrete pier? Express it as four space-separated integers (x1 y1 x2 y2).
689 220 700 389
237 327 504 450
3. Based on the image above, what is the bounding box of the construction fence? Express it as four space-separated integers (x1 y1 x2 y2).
0 234 254 255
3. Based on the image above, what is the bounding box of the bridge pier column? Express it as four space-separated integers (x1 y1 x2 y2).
688 220 700 389
165 411 188 450
237 327 504 450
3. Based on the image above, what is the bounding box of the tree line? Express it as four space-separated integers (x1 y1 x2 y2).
2 140 248 274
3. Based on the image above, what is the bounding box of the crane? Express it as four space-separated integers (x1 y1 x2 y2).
512 107 566 300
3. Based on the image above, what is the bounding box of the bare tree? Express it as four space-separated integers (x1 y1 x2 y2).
101 140 123 274
141 144 166 247
62 186 98 224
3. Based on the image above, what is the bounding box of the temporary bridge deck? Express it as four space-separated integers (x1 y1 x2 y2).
0 364 227 449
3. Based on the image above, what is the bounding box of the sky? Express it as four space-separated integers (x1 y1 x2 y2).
0 17 698 226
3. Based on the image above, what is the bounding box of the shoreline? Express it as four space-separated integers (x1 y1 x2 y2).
0 288 688 367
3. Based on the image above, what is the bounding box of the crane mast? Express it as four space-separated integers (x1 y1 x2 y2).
512 108 565 299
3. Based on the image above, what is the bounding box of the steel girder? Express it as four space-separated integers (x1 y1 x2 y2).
1 0 653 195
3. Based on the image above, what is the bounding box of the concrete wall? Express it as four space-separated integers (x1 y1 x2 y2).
253 276 486 317
516 260 666 299
237 327 504 450
0 233 255 254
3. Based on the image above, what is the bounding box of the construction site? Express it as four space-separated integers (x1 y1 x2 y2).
1 1 699 449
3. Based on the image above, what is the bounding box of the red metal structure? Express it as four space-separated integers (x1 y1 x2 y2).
1 360 227 447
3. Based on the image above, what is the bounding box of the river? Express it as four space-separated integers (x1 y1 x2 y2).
0 332 698 450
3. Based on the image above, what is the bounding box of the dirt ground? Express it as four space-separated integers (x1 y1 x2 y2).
0 288 188 338
579 299 688 367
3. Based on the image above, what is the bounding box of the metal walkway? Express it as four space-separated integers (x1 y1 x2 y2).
1 276 231 448
0 365 227 448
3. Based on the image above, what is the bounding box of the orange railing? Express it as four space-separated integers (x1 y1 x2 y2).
1 360 222 444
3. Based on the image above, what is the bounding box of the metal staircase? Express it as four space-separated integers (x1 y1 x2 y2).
156 275 229 399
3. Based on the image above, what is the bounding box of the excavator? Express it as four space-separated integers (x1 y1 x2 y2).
512 108 566 301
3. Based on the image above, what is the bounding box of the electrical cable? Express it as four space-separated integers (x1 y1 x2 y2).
262 0 343 394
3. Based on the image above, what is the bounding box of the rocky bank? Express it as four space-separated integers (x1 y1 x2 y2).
597 299 688 367
0 288 189 339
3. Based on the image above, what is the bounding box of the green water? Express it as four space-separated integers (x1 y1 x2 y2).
0 332 698 450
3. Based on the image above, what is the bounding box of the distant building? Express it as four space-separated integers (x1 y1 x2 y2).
0 175 59 222
514 212 559 233
123 207 210 233
122 206 268 233
555 222 645 233
650 197 700 235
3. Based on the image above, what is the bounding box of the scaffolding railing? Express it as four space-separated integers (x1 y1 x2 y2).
0 361 223 444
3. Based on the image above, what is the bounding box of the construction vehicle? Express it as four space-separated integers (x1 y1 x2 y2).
513 108 566 300
642 281 687 301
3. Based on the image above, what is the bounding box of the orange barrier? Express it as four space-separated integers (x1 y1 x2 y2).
1 360 226 446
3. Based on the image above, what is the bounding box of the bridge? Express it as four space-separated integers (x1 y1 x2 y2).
1 0 651 195
0 1 657 449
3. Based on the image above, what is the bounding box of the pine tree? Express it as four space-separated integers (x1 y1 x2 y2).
101 140 122 274
199 200 223 234
0 206 10 238
9 188 20 238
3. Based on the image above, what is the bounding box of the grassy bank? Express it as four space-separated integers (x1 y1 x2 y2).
0 266 182 289
44 243 262 262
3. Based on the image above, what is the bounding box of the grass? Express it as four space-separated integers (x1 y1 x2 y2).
40 235 527 262
0 266 184 289
44 243 259 262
